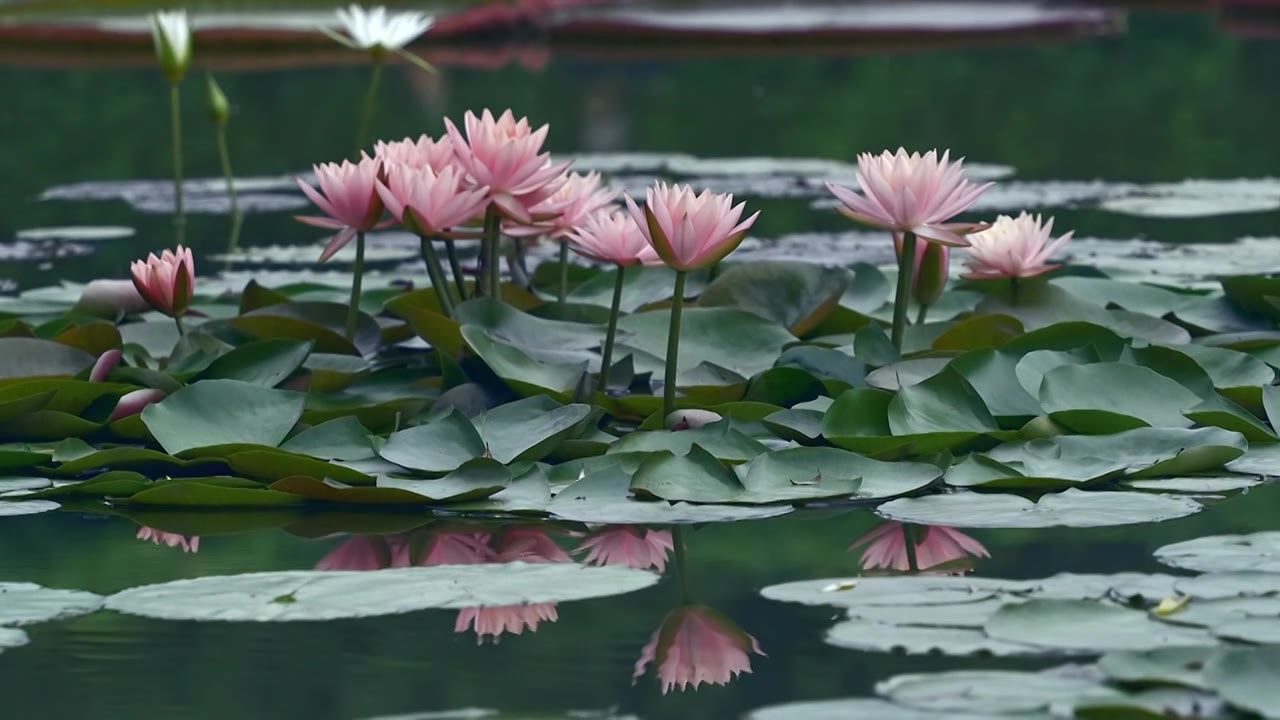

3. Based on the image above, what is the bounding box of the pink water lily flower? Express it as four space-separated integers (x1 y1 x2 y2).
455 603 559 644
376 162 490 237
624 182 759 271
850 521 990 573
826 148 993 247
444 108 571 223
576 527 674 573
894 232 949 306
634 605 765 694
374 134 456 173
495 527 574 563
506 171 617 239
419 531 496 566
130 246 194 317
963 212 1074 280
568 209 658 266
137 526 199 553
295 154 390 262
110 388 166 421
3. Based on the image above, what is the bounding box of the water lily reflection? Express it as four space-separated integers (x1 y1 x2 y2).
850 521 989 574
576 526 674 573
136 526 199 553
634 604 765 694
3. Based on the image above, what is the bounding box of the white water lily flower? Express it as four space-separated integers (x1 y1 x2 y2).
335 5 433 52
149 10 192 83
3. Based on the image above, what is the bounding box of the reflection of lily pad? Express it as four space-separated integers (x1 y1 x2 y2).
1154 532 1280 574
0 499 59 516
104 563 659 622
1203 646 1280 719
0 582 103 625
876 669 1119 714
877 489 1203 528
0 628 29 654
984 599 1213 652
827 619 1039 657
747 698 1005 720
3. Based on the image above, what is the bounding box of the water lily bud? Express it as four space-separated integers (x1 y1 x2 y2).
913 241 948 306
206 73 230 127
149 10 192 84
90 349 123 383
666 409 722 431
110 388 167 421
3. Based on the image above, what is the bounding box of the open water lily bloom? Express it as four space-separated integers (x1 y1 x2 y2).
850 521 990 572
506 171 617 238
963 211 1074 280
335 5 433 51
825 148 992 247
295 155 389 261
634 605 765 694
130 246 194 317
568 209 658 266
376 162 490 237
624 182 759 271
373 134 456 173
444 109 572 223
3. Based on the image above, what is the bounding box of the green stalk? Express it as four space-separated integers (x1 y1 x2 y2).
346 231 366 340
662 270 688 420
1010 276 1021 307
169 82 185 246
481 206 501 298
557 238 570 303
353 57 384 158
915 303 929 325
173 314 186 337
904 523 920 574
599 264 626 391
419 236 455 317
443 238 467 302
215 124 243 256
890 231 917 352
672 526 691 602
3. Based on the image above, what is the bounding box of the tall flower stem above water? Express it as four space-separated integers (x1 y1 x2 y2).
903 523 921 573
662 271 688 420
672 526 691 603
915 303 930 325
347 231 366 339
891 231 917 352
557 239 571 303
215 124 242 255
481 206 501 298
599 265 626 391
174 315 186 337
354 57 384 157
1010 276 1021 307
419 235 455 316
168 83 185 246
444 238 467 301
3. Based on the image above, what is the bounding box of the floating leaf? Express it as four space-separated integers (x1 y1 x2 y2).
931 314 1023 352
473 396 596 464
1202 647 1280 719
195 339 313 387
377 410 486 476
0 499 59 516
630 445 745 503
608 421 767 464
699 261 849 336
548 464 788 524
226 449 374 486
876 669 1119 715
877 489 1203 528
1097 647 1214 689
616 307 795 379
104 563 660 621
984 599 1212 653
124 482 304 507
232 302 380 356
375 459 511 502
279 417 375 461
0 582 102 626
1039 363 1201 433
739 447 938 502
141 380 306 456
888 368 1000 436
0 338 94 379
1155 532 1280 574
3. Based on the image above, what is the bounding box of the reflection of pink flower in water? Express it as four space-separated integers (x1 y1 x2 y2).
494 527 574 563
850 521 989 572
455 603 559 644
315 535 394 571
634 605 765 694
576 527 674 573
136 526 199 553
420 531 495 566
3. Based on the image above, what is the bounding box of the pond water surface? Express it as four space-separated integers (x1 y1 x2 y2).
2 3 1279 718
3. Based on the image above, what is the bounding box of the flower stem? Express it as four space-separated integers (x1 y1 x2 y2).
481 206 501 299
215 124 243 257
354 57 384 158
443 238 467 301
904 524 920 574
419 236 455 317
173 314 186 337
346 231 366 340
169 82 185 246
1010 276 1021 307
599 264 626 392
672 526 691 602
662 271 687 420
915 303 930 325
891 231 917 353
557 238 570 303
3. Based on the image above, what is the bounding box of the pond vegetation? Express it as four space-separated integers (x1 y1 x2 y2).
1 2 1279 718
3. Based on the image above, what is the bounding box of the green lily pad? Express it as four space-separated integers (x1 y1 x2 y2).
226 449 374 486
123 481 304 507
865 358 950 391
877 488 1204 528
50 446 202 477
0 338 95 379
931 314 1023 352
739 447 938 502
826 617 1039 657
888 368 1000 435
103 563 660 622
1097 647 1215 689
1155 532 1280 574
1122 475 1260 493
455 297 603 359
629 445 745 503
1040 363 1201 433
461 325 585 400
0 499 59 516
25 470 150 498
473 396 596 464
984 599 1213 653
699 260 849 336
376 410 486 476
949 350 1043 424
142 380 306 456
279 416 375 461
375 459 512 502
0 628 28 654
763 408 825 443
1202 646 1280 719
1184 394 1277 443
232 302 380 357
0 582 103 626
548 463 789 524
195 339 313 387
1226 443 1280 475
608 421 767 464
876 669 1119 715
616 307 795 379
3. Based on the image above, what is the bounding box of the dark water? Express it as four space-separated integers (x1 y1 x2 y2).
2 5 1280 718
